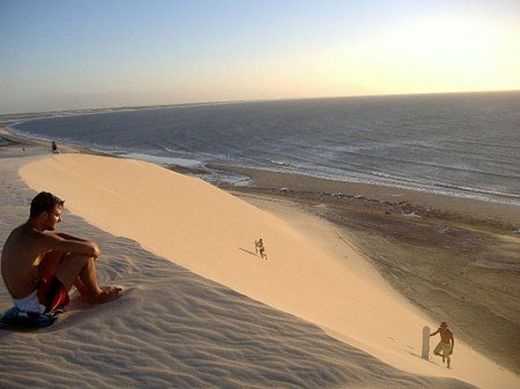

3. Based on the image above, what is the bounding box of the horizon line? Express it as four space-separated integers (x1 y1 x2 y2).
2 88 519 117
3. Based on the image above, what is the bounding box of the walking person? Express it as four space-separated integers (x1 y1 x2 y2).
430 322 454 368
254 238 267 260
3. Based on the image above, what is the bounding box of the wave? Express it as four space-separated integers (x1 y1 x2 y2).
448 139 520 150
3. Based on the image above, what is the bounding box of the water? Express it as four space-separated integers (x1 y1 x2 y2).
11 92 520 205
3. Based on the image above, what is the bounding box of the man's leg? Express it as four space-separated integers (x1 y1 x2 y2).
55 253 121 304
434 351 445 363
38 250 65 281
433 343 443 362
39 251 88 300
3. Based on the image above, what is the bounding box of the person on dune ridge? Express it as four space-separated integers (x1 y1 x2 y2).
1 191 122 315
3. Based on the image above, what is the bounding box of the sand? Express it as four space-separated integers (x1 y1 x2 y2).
0 147 511 388
215 166 520 375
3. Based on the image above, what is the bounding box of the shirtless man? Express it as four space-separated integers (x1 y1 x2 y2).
255 238 267 260
430 322 455 368
1 192 122 315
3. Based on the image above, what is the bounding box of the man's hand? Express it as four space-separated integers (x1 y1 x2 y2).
91 242 101 259
43 233 101 259
55 233 100 259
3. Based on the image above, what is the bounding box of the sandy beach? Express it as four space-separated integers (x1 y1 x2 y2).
1 128 519 388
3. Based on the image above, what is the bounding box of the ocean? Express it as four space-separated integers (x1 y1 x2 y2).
11 91 520 206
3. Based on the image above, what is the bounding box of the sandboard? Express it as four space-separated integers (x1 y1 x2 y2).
421 325 430 360
0 306 61 331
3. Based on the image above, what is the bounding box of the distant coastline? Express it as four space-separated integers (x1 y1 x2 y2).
7 91 520 209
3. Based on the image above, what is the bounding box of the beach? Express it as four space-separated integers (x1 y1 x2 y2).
1 126 519 388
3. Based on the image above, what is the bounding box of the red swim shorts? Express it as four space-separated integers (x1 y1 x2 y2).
38 276 69 313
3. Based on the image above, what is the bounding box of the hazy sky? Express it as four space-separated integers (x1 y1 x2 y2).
1 0 519 113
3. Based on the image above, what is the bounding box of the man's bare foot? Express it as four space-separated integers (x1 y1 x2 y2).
88 286 123 304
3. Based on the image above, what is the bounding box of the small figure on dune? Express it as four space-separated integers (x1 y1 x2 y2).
51 141 59 154
430 321 454 368
254 238 267 260
1 192 123 320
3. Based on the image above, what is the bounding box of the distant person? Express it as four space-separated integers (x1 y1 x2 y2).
51 141 59 154
254 238 267 260
430 322 454 368
1 192 122 316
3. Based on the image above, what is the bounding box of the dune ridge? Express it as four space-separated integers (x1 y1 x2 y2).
15 153 519 388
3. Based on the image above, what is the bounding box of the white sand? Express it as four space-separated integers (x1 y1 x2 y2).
0 151 517 387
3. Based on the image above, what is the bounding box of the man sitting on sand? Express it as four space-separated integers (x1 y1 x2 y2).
1 192 122 315
430 321 454 368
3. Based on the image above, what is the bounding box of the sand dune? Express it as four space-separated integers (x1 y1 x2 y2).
0 152 514 387
0 155 472 388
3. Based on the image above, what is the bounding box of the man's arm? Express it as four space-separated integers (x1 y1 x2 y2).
42 233 100 258
429 328 440 337
55 232 87 242
450 331 455 350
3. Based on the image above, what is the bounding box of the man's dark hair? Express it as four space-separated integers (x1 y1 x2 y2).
30 192 64 218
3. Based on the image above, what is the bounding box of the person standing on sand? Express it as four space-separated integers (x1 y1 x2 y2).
255 238 267 260
430 322 454 368
1 192 122 315
51 141 59 154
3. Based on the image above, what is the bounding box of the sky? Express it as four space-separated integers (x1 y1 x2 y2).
1 0 519 114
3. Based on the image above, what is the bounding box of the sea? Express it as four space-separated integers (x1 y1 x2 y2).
11 91 520 206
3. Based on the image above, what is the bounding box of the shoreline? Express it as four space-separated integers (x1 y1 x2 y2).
2 123 520 379
210 164 520 229
6 106 520 211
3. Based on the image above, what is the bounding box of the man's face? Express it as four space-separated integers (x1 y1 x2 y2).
43 205 62 231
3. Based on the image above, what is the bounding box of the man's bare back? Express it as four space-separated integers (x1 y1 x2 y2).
1 192 122 314
437 327 454 344
2 224 56 299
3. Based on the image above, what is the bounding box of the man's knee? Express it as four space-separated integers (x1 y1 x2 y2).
39 250 67 279
40 250 66 267
55 254 95 288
